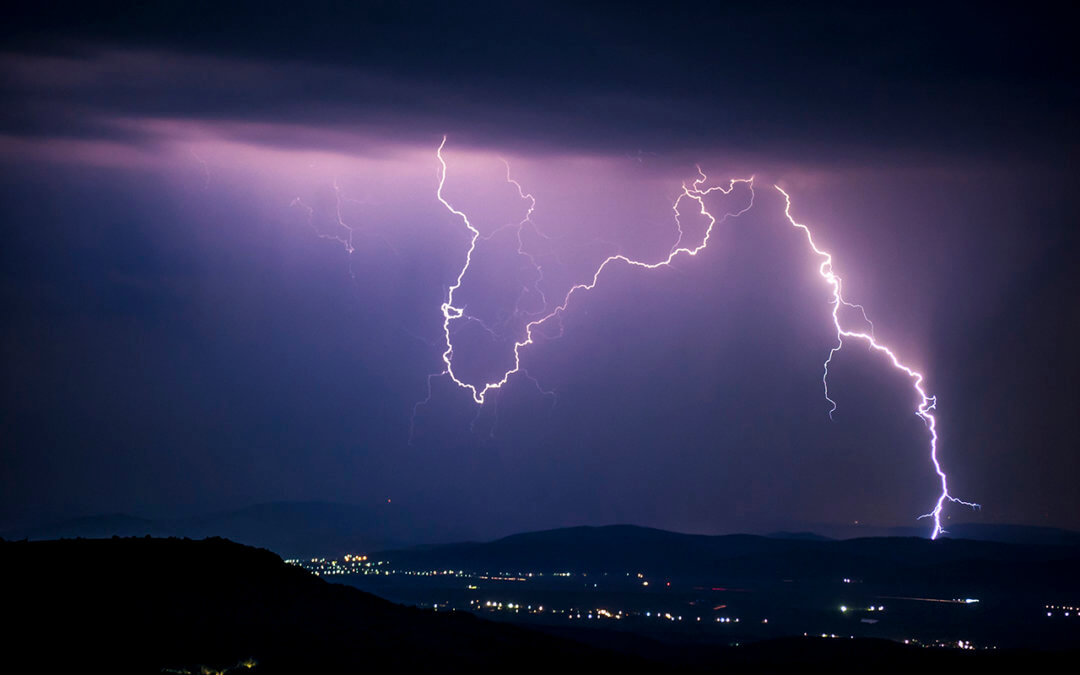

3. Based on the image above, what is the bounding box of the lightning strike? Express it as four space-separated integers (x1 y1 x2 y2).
432 135 754 406
455 162 551 342
291 177 356 254
397 137 976 538
776 187 978 539
290 178 399 274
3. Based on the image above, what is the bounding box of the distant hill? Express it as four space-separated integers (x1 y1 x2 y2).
373 524 1080 594
758 521 1080 546
6 503 1078 557
764 530 833 541
888 522 1080 547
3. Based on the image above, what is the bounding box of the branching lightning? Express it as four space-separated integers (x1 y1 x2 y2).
319 136 977 538
291 178 356 254
433 135 755 407
290 178 399 277
455 159 551 343
776 187 978 538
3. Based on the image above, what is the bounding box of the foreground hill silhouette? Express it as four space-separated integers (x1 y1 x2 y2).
1 537 637 674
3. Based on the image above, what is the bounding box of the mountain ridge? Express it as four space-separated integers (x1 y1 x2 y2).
6 502 1079 557
369 523 1080 594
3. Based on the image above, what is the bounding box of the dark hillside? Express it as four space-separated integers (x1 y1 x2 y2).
1 537 636 674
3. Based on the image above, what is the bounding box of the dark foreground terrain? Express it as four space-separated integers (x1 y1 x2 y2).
2 537 628 674
2 537 1074 673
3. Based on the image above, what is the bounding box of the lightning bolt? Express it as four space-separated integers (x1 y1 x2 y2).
290 177 401 286
432 135 755 406
454 159 551 343
776 187 978 539
402 137 977 538
291 177 356 254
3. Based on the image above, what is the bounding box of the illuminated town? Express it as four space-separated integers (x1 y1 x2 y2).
285 554 1076 651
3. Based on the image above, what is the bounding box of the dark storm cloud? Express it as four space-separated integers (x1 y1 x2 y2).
2 1 1076 162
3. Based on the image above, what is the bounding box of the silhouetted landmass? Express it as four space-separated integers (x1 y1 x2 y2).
528 628 1074 672
374 524 1080 595
2 537 1074 673
1 537 636 674
764 531 833 541
7 502 1078 558
867 522 1080 547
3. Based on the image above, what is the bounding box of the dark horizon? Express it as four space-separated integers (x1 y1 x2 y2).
2 2 1078 539
8 500 1080 561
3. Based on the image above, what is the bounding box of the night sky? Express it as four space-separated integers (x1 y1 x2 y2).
2 2 1077 539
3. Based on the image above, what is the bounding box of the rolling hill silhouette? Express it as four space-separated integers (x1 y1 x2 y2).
8 502 1078 558
373 524 1080 593
1 536 635 674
